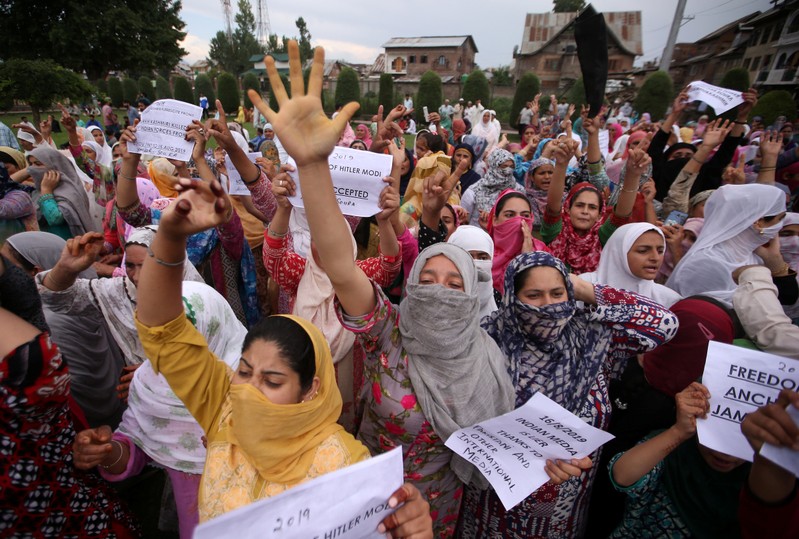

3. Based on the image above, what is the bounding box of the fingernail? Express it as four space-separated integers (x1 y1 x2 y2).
377 524 386 533
388 497 397 508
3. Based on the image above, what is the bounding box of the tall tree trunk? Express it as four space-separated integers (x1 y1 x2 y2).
31 106 42 127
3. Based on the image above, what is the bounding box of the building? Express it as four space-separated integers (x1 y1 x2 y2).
513 11 642 93
191 59 212 76
744 0 799 90
382 36 478 80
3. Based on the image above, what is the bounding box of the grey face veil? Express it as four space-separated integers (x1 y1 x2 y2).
398 243 516 487
7 231 97 279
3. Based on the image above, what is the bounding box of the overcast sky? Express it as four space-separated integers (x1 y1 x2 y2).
180 0 773 68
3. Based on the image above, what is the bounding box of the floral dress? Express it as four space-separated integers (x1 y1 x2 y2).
337 283 462 538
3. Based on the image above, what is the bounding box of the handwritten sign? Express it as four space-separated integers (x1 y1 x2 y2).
193 447 404 539
287 146 392 217
686 81 745 115
698 341 799 462
128 99 202 161
444 393 614 510
225 152 261 196
597 129 610 159
760 404 799 477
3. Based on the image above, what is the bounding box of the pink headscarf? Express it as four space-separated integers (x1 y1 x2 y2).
622 131 648 160
608 123 624 151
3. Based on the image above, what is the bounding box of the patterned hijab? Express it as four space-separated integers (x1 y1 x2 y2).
468 149 517 215
548 182 605 274
482 251 613 413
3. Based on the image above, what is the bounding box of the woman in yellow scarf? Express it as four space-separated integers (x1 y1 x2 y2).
127 151 433 536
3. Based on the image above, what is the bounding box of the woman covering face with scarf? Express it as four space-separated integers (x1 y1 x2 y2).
458 251 679 539
460 148 517 227
0 161 38 244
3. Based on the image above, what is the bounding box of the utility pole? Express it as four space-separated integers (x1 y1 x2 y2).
660 0 688 72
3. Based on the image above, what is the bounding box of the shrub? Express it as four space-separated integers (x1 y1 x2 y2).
335 67 361 108
242 72 260 109
510 72 541 128
95 79 108 96
217 72 240 115
107 77 123 107
155 76 172 100
750 90 798 126
121 78 138 104
173 77 194 104
137 76 153 99
193 74 216 110
416 70 443 123
634 71 673 121
378 73 395 114
462 70 490 106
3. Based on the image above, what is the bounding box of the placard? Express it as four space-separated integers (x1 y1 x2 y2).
697 341 799 462
193 447 404 539
597 129 610 159
128 99 203 161
760 404 799 477
225 151 261 196
686 81 746 115
286 146 392 217
444 393 614 510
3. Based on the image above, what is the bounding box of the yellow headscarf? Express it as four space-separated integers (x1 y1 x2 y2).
400 151 460 226
227 315 369 484
0 146 26 171
147 158 179 198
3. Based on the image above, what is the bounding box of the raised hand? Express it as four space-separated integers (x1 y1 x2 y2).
117 126 138 161
376 177 400 223
422 159 467 214
673 382 711 440
247 41 359 168
671 88 691 115
700 119 732 148
159 176 232 239
186 120 208 163
741 389 799 452
204 100 237 152
552 138 578 166
759 130 784 161
736 88 758 121
722 158 746 185
58 103 76 133
56 232 104 275
39 170 61 194
270 169 296 209
626 148 652 176
640 179 657 203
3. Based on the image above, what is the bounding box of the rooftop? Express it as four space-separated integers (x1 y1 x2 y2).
382 36 478 52
518 11 642 57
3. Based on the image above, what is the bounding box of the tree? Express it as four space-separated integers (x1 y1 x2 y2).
462 70 490 106
0 0 187 80
268 74 290 112
108 77 124 107
0 59 94 124
335 67 361 108
492 66 513 87
491 97 513 125
417 71 443 123
95 79 108 97
563 77 588 119
378 74 395 114
156 76 172 100
553 0 586 12
510 72 541 128
174 77 194 104
217 72 241 114
193 74 216 110
634 71 673 121
266 34 290 55
242 72 261 108
137 76 153 99
122 78 139 104
208 0 264 75
750 90 797 126
295 17 313 63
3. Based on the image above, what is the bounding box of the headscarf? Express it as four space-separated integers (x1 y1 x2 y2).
227 315 370 483
293 235 357 365
80 141 103 166
532 138 553 160
453 142 481 193
667 184 786 306
580 223 683 307
85 125 112 168
776 161 799 193
452 119 467 142
524 157 556 225
398 243 516 485
399 148 415 198
16 129 36 145
354 125 373 148
548 182 605 274
621 131 647 160
470 111 498 148
147 158 179 198
0 146 26 171
447 225 498 319
482 252 614 413
689 190 714 212
657 217 704 282
1 158 33 199
28 147 97 235
608 123 623 151
7 232 96 279
486 189 549 294
117 280 247 473
467 149 517 216
781 213 799 270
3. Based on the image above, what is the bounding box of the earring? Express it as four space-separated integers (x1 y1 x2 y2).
759 228 764 235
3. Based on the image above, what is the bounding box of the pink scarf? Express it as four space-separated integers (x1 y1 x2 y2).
548 182 604 275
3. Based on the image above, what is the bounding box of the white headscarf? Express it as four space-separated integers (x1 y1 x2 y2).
667 184 786 306
85 125 113 168
581 223 683 307
470 111 498 149
448 225 498 318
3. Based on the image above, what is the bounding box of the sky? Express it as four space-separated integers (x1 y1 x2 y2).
179 0 774 68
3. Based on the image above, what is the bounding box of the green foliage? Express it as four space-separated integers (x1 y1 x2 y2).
194 74 216 109
108 77 123 107
269 74 290 112
750 90 798 126
361 96 379 116
174 78 194 104
378 74 395 114
492 66 513 87
416 71 443 123
137 76 153 99
539 94 552 114
242 72 261 109
0 59 94 123
122 78 138 104
95 79 108 96
208 0 265 74
462 70 490 106
295 17 313 63
335 67 361 108
217 72 241 115
553 0 586 12
491 97 513 125
564 77 587 119
0 0 187 80
511 72 541 128
634 71 673 121
155 76 172 100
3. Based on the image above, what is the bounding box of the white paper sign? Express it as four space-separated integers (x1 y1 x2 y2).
444 392 615 511
128 99 203 161
685 81 745 115
287 146 392 217
698 341 799 462
597 129 610 159
193 447 404 539
225 151 261 196
760 403 799 477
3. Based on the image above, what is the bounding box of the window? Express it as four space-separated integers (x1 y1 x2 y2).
789 12 799 34
392 57 406 72
420 55 428 63
763 55 773 69
761 26 771 44
608 59 620 71
777 53 788 69
545 58 560 71
751 57 760 71
743 58 751 70
457 59 462 69
409 55 416 64
437 55 447 66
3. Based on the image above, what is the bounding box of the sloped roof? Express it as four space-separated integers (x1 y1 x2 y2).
249 52 289 62
518 11 642 57
369 53 385 74
695 12 760 43
382 36 478 52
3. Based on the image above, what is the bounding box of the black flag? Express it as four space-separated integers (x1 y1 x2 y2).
574 4 608 117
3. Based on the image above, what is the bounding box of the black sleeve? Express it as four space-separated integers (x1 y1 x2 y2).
689 134 744 197
774 271 799 306
418 219 448 251
0 257 49 333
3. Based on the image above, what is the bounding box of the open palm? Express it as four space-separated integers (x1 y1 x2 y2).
159 178 231 238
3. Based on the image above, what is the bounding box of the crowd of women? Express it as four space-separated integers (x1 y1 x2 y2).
1 40 799 539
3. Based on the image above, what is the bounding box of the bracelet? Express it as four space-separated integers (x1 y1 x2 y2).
772 262 791 276
759 166 776 171
46 271 70 289
101 440 124 470
267 224 288 238
146 245 186 267
38 193 54 202
621 187 638 193
243 164 262 185
119 172 136 182
733 120 747 125
691 156 705 165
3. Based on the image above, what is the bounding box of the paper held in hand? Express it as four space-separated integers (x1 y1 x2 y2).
685 81 745 115
127 99 203 161
697 340 799 462
444 392 615 511
760 404 799 477
286 146 392 217
192 447 404 539
223 152 261 196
